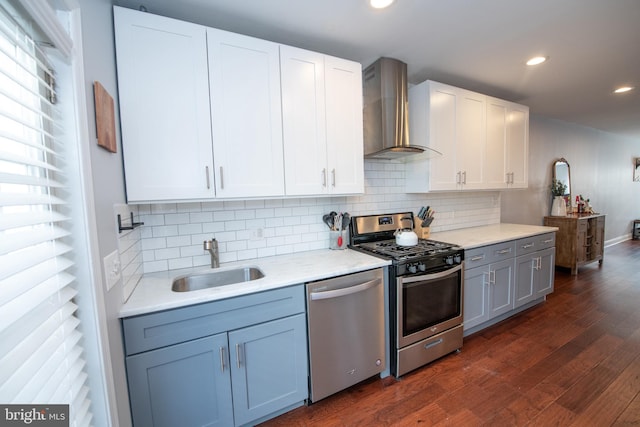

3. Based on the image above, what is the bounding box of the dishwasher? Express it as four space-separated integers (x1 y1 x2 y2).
306 268 386 402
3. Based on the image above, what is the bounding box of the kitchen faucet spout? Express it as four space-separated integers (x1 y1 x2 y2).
203 238 219 268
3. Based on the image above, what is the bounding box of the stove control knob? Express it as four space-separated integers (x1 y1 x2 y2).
408 264 418 274
418 263 427 272
445 255 454 265
454 254 462 264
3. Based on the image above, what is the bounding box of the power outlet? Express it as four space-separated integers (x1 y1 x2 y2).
103 249 122 292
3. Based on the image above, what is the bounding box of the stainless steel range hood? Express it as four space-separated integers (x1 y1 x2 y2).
363 57 440 160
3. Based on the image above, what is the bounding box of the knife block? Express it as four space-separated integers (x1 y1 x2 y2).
414 223 431 239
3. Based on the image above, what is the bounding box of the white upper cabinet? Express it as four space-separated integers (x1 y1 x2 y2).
505 102 529 188
115 7 363 202
280 46 327 195
406 81 486 192
486 97 529 189
114 7 214 202
281 46 363 196
406 80 528 193
207 29 285 198
324 56 364 194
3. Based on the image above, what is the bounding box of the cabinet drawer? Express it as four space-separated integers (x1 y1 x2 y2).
464 241 515 269
516 232 556 256
123 285 305 355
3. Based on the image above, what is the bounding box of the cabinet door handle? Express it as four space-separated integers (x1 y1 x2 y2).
462 171 467 185
219 167 224 189
235 343 243 369
205 166 211 189
322 168 327 187
219 346 226 372
331 169 336 187
456 171 461 184
491 270 496 284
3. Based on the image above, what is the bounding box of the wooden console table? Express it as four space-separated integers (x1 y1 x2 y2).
543 213 605 275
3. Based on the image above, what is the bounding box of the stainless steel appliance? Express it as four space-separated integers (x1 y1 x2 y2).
306 268 385 402
362 57 441 160
349 212 464 377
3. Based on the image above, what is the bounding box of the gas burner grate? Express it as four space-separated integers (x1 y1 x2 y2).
358 239 458 260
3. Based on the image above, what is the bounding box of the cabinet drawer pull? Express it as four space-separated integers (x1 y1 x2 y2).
521 243 534 249
470 255 485 261
219 346 226 372
205 166 210 189
496 248 512 254
543 239 554 244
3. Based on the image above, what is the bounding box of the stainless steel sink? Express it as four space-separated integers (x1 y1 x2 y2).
171 267 265 292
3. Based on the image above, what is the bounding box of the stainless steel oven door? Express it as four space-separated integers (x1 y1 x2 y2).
396 263 464 348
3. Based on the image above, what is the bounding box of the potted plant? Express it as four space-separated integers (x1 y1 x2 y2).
550 179 567 216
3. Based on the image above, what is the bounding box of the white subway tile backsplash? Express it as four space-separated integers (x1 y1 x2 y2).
135 159 501 273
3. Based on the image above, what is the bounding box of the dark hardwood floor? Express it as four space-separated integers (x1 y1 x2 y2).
260 239 640 426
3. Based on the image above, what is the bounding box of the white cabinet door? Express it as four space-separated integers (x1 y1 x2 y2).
281 46 328 195
325 55 364 194
207 29 285 198
456 89 486 190
485 98 509 189
281 48 363 196
406 81 458 192
427 82 458 190
407 81 485 192
486 97 529 189
114 7 214 202
506 103 529 188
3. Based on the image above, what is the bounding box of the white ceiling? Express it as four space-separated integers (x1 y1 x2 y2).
114 0 640 139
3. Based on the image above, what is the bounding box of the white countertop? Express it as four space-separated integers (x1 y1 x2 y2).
120 223 557 318
430 223 558 249
119 249 390 318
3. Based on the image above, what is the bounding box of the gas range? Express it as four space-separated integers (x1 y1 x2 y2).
349 212 463 274
349 212 465 377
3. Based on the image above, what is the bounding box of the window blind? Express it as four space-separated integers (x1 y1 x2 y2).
0 4 93 426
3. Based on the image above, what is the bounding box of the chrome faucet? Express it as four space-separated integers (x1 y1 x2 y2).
203 238 219 268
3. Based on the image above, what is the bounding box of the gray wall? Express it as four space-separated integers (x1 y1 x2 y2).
77 0 131 425
502 115 640 242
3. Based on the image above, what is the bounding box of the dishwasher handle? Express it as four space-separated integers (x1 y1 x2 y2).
309 278 381 301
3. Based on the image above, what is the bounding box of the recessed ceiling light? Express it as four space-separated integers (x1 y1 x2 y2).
370 0 394 9
526 56 547 66
614 86 634 94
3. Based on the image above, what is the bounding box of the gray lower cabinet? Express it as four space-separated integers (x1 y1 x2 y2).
126 333 234 427
463 232 556 335
514 234 556 308
464 257 515 331
122 285 308 427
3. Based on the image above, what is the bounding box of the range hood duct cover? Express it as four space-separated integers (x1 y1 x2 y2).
363 57 439 160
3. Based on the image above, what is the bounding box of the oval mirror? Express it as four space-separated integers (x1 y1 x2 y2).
553 158 571 198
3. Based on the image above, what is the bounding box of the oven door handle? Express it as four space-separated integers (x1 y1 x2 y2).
310 278 381 300
401 263 463 283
